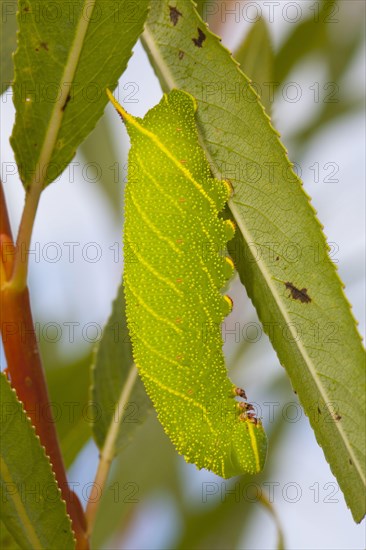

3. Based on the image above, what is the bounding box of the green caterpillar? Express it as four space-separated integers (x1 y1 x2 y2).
107 88 267 477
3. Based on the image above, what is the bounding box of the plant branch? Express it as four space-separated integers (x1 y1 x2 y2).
258 492 285 550
0 180 88 549
85 365 138 537
9 183 42 291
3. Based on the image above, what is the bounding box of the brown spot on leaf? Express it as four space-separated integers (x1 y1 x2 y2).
349 458 353 465
285 282 311 303
169 5 182 26
335 414 342 421
35 42 48 52
178 50 185 60
276 256 279 261
192 28 206 48
317 406 322 414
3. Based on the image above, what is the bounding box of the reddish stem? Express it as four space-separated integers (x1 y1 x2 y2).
0 182 88 549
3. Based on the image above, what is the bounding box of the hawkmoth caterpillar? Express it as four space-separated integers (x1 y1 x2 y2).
107 88 267 477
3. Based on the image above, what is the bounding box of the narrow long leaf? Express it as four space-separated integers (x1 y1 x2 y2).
0 373 75 549
79 114 123 220
274 0 332 84
91 280 151 455
44 348 92 468
233 18 273 114
10 0 149 189
91 413 178 548
142 0 365 521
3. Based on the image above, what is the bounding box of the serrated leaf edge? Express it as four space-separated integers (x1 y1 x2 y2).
0 375 75 548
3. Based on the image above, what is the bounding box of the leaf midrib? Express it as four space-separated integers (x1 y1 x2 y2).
99 365 138 460
142 23 366 487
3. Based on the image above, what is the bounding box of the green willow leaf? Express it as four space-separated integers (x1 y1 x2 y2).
10 0 149 189
274 0 334 84
91 414 179 548
80 114 122 221
275 0 364 151
0 373 75 550
44 346 92 468
233 18 273 114
91 280 151 455
142 0 365 521
108 88 267 477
